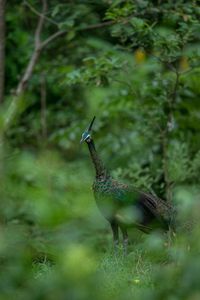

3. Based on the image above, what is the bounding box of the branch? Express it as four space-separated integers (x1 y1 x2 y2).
41 30 66 49
15 49 41 96
40 20 117 49
16 0 47 96
4 0 48 132
23 0 59 27
150 54 176 73
34 0 47 47
24 1 115 31
80 20 115 31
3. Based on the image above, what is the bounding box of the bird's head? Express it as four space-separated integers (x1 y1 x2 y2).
80 116 96 144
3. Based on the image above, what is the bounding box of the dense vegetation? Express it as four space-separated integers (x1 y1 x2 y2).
1 0 200 299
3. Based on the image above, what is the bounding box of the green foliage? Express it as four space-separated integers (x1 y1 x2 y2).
2 0 200 299
65 53 124 86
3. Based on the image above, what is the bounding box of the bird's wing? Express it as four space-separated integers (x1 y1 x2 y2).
139 191 174 224
139 192 158 212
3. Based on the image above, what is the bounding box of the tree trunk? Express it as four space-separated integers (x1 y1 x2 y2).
0 0 5 104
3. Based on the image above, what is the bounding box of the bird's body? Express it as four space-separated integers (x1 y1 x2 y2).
81 117 175 253
93 175 173 231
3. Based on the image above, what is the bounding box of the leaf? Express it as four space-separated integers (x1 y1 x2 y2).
130 17 145 29
67 30 76 41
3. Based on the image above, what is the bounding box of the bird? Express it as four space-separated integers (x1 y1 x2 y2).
80 116 175 254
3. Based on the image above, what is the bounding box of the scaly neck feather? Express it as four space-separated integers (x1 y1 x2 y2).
87 139 109 179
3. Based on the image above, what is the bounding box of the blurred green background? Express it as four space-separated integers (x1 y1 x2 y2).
1 0 200 299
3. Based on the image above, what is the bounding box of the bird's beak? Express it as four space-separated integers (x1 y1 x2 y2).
80 137 84 144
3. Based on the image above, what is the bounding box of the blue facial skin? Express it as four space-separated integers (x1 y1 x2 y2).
80 131 91 143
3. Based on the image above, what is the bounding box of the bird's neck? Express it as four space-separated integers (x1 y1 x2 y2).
87 139 109 179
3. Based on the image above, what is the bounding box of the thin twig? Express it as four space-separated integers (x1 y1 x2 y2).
40 19 120 49
80 20 115 31
150 54 176 73
41 20 117 48
41 30 66 48
23 0 59 27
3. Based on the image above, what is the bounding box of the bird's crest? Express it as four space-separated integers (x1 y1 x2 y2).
88 116 96 132
80 116 96 143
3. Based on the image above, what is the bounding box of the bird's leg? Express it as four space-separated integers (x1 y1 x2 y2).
110 221 119 254
121 227 128 256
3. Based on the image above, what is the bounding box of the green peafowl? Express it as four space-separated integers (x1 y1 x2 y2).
81 117 175 254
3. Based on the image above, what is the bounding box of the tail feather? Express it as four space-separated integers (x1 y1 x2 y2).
140 192 171 220
140 192 157 212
